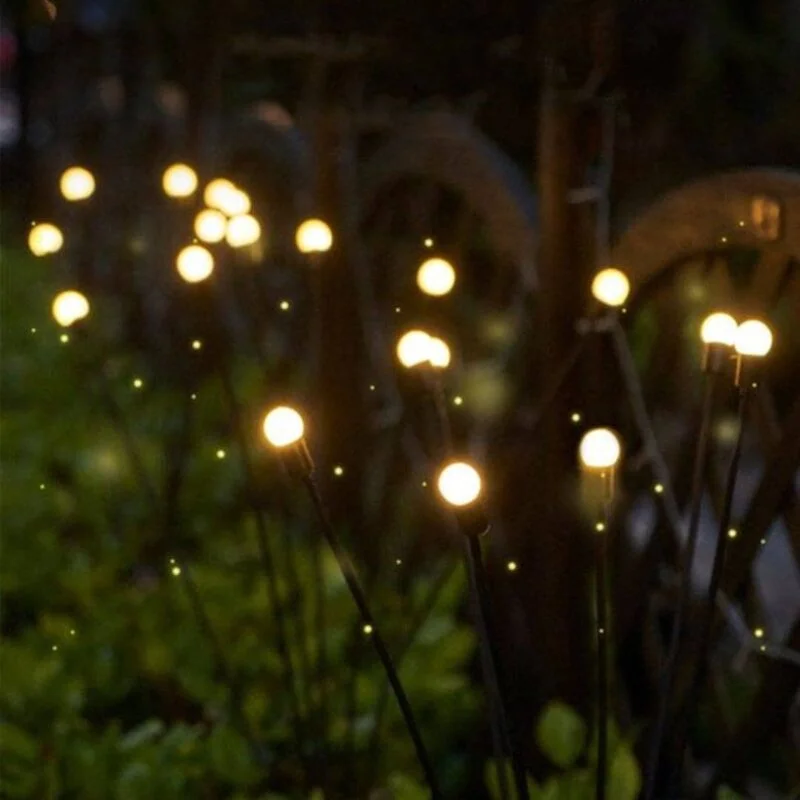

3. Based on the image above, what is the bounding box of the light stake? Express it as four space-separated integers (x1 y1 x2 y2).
579 428 622 800
262 406 443 799
644 311 737 800
437 461 530 800
672 320 773 792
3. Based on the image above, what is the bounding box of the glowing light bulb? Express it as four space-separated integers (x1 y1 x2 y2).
734 320 773 357
296 218 333 254
263 406 305 448
579 428 622 469
396 329 432 368
176 245 214 283
28 223 64 256
417 257 456 297
52 290 90 327
437 461 482 507
162 163 198 198
218 188 251 217
428 336 451 369
591 268 630 307
194 209 227 243
59 166 95 201
701 312 737 346
203 179 237 210
225 214 261 247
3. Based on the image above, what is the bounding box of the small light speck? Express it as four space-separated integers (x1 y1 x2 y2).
363 624 373 635
595 522 606 532
39 483 46 490
621 307 628 314
424 238 433 247
760 538 766 545
133 378 143 389
727 528 737 539
421 480 428 488
171 566 181 576
754 627 764 639
738 220 745 227
52 645 58 651
654 483 664 494
190 393 197 400
216 449 226 459
333 465 344 476
60 333 70 343
453 396 463 406
721 236 728 243
70 629 76 636
191 339 202 350
394 306 401 313
751 382 758 389
31 327 37 334
395 559 402 566
759 644 766 652
369 384 376 391
279 300 290 311
169 557 176 564
570 412 581 423
507 561 518 572
598 628 605 635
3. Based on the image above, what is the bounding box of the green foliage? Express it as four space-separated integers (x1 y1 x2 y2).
0 248 477 796
486 702 641 800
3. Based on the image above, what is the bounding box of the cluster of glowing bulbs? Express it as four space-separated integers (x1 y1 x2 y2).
701 313 773 356
396 329 451 369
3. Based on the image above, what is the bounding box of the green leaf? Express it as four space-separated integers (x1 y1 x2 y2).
608 744 641 800
208 725 259 787
535 701 587 768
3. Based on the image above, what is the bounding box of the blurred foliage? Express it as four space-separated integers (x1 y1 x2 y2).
0 247 480 797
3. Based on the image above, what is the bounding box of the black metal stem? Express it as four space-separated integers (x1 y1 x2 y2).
301 474 444 800
465 535 530 800
673 388 750 792
643 372 718 800
595 516 610 800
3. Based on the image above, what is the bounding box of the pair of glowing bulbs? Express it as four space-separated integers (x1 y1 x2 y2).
263 406 481 506
700 313 773 357
163 165 251 217
396 330 451 369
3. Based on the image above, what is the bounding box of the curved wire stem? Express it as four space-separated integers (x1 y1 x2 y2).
301 473 444 800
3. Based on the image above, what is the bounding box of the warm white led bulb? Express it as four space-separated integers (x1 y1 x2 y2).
263 406 305 448
162 164 198 198
194 209 227 243
225 214 261 247
176 245 214 283
701 312 738 346
734 320 773 357
591 268 630 307
296 218 333 254
579 428 622 469
218 188 251 217
28 223 64 256
59 167 95 201
203 179 236 211
52 290 90 327
437 461 482 507
428 336 451 369
396 330 432 368
417 257 456 297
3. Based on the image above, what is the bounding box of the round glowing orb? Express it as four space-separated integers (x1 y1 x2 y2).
700 312 738 346
59 167 95 201
52 290 90 327
734 320 773 357
579 427 622 469
176 245 214 283
296 218 333 254
225 214 261 247
396 329 432 368
28 223 64 256
428 336 451 369
194 209 227 243
417 257 456 297
263 406 305 448
162 163 198 198
591 268 630 307
437 461 482 507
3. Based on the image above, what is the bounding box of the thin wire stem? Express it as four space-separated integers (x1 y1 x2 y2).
672 388 750 792
643 371 718 800
301 474 444 799
595 509 610 800
465 535 530 800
